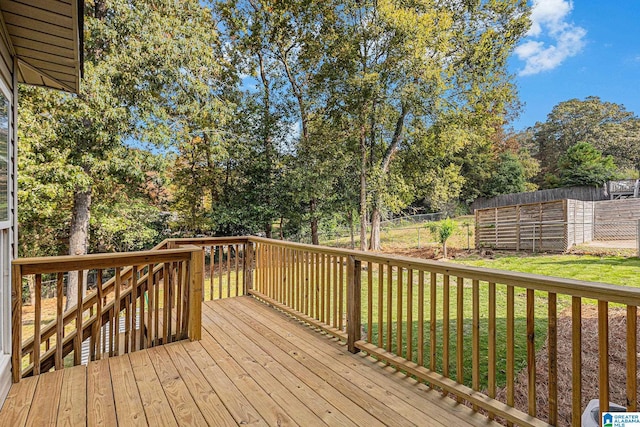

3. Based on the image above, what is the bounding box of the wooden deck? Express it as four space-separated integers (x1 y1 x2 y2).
0 296 497 426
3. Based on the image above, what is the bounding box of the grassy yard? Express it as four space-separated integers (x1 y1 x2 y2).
453 253 640 288
359 267 550 390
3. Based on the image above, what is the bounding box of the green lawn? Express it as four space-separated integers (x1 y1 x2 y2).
359 267 549 391
453 253 640 287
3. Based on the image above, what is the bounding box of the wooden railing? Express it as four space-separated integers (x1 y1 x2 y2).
11 236 254 383
11 244 203 382
159 237 252 300
248 237 640 427
12 235 639 426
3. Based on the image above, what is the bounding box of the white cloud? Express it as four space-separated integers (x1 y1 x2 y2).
515 0 586 76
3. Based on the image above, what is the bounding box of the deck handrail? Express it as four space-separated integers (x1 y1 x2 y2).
12 243 206 382
245 236 639 427
12 235 639 426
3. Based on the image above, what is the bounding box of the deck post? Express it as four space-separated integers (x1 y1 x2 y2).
188 247 204 341
244 241 254 295
346 256 361 353
11 264 22 383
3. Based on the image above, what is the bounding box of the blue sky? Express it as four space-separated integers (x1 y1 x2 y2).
509 0 640 131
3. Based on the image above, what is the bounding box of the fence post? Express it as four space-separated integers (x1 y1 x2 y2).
188 247 204 341
347 255 361 353
244 241 254 294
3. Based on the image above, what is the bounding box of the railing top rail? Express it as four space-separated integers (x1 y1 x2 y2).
165 236 250 246
13 246 200 275
248 236 640 306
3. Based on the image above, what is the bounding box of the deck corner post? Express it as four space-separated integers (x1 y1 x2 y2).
244 241 254 295
11 264 22 383
188 248 204 341
347 255 361 354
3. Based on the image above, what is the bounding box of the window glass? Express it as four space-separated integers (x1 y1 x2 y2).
0 93 7 222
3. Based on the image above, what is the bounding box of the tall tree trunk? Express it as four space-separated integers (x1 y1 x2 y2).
348 210 355 250
279 217 284 240
370 206 381 251
359 126 368 251
66 189 91 311
265 222 272 239
26 275 35 306
369 105 408 251
310 198 319 245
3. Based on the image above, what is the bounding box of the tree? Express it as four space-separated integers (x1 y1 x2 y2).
484 152 527 196
527 96 640 183
429 217 456 259
324 0 529 250
19 0 233 309
555 142 617 187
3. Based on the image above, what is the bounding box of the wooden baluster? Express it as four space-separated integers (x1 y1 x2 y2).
506 284 515 426
386 264 393 353
146 264 154 348
95 269 103 360
397 267 403 357
320 254 326 323
131 266 138 352
74 270 84 365
548 292 558 425
407 269 413 362
167 263 174 343
154 268 161 347
326 255 332 324
315 253 320 320
488 282 496 420
114 267 122 356
209 246 214 301
378 263 384 348
456 276 464 402
309 251 315 318
55 273 64 370
417 271 424 367
163 263 169 345
227 245 231 299
430 272 437 381
346 256 361 353
627 305 638 412
175 262 183 341
33 274 42 375
527 289 536 417
367 262 373 342
472 279 480 411
188 249 203 341
571 296 582 427
443 274 450 382
339 256 344 331
598 301 609 422
333 255 338 328
235 244 240 297
305 252 311 315
218 245 224 300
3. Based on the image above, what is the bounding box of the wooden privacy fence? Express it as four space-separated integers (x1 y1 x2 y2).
475 200 594 252
248 237 639 427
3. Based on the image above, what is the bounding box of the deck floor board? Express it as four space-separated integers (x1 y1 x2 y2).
1 296 498 426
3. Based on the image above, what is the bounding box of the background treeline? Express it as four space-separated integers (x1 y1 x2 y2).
18 0 640 259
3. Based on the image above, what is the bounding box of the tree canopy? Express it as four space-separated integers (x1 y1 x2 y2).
26 0 640 259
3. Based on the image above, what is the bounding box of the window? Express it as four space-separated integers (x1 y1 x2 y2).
0 92 8 223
